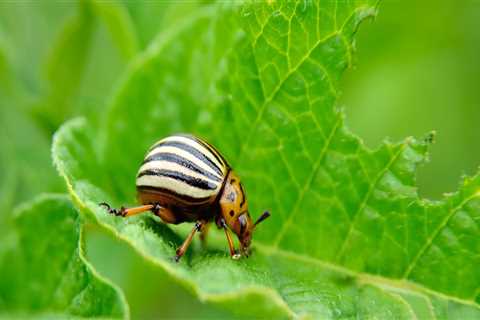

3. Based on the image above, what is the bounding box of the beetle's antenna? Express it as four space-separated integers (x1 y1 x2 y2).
254 211 270 228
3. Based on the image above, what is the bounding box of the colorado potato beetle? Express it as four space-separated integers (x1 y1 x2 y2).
100 134 270 262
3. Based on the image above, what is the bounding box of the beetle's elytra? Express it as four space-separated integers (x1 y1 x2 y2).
100 134 270 261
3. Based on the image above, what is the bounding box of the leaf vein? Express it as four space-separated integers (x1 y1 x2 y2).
272 114 342 247
237 33 340 164
335 144 407 262
402 192 480 279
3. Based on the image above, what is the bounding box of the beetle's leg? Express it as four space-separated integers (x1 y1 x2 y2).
174 221 204 262
219 218 241 260
99 203 154 217
199 222 211 248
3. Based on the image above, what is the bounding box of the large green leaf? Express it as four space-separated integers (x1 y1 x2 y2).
0 194 128 319
52 1 480 318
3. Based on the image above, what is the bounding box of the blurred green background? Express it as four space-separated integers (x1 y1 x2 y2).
1 1 479 318
342 0 480 199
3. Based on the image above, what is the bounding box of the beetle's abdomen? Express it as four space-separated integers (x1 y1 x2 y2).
136 134 229 207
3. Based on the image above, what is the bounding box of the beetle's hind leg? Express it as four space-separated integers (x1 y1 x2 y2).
99 202 158 217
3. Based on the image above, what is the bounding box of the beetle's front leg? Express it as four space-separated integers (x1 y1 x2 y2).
218 218 241 260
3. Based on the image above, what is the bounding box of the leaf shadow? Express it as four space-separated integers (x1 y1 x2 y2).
141 215 181 243
139 215 213 265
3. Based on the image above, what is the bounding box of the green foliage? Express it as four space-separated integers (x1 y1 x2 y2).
0 194 128 319
51 1 480 319
0 0 479 318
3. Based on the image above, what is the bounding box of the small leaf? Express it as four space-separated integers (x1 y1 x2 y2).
53 1 480 318
0 194 128 319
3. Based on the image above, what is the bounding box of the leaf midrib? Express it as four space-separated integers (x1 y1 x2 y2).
254 242 480 311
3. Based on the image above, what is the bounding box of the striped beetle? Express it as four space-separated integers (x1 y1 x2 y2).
100 134 270 261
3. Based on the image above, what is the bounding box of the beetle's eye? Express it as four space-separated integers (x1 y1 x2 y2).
227 192 235 202
238 214 247 234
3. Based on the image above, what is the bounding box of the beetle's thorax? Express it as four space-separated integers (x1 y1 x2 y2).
218 170 253 250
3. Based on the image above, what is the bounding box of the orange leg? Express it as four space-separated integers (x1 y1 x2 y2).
99 202 156 217
99 202 179 224
175 221 204 262
219 218 240 259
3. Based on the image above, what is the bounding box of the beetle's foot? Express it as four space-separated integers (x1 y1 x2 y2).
173 255 181 263
99 202 125 217
232 253 242 260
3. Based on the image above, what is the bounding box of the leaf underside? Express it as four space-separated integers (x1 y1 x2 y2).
52 1 480 319
0 194 128 319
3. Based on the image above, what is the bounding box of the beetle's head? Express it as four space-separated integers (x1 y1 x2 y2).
219 171 270 256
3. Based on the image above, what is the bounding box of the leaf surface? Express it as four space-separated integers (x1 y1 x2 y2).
0 194 128 319
53 1 480 318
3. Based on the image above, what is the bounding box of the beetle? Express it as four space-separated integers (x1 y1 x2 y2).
100 134 270 262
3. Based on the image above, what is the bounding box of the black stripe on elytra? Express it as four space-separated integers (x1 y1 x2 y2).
239 182 246 208
143 152 222 182
138 169 218 190
136 185 212 204
187 135 227 169
151 141 223 176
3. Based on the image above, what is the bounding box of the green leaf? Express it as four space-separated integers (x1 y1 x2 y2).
52 1 480 318
0 194 128 319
